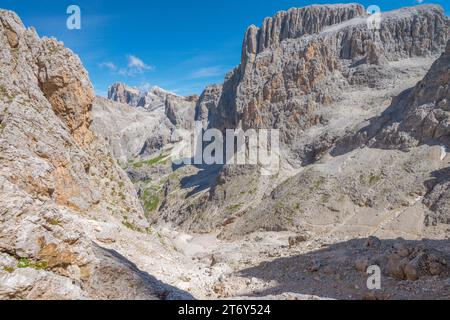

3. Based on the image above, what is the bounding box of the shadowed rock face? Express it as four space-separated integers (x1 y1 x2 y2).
236 238 450 300
369 39 450 149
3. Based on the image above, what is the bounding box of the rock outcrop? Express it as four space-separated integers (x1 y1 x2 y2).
153 4 449 237
0 9 190 300
217 37 450 239
240 3 366 65
92 97 173 163
197 4 448 164
101 83 198 162
108 83 141 107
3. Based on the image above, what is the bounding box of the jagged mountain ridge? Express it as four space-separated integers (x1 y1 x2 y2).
109 82 172 111
108 82 198 112
197 4 448 155
0 2 449 300
141 4 448 234
99 83 198 163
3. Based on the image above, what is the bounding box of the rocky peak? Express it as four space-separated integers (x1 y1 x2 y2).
241 3 365 65
198 4 448 148
108 82 141 106
108 82 180 111
107 81 198 130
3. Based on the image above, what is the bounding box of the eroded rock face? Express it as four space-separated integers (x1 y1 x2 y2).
197 4 448 163
108 83 141 107
399 40 450 145
241 3 366 65
378 40 450 226
37 38 95 145
0 10 187 300
159 5 450 237
92 97 174 163
102 82 198 162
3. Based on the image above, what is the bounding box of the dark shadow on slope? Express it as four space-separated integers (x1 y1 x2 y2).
92 243 195 300
237 238 450 300
178 163 223 197
330 88 414 157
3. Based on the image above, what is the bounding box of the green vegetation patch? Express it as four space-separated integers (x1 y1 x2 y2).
17 258 49 270
141 186 161 216
144 194 160 212
0 85 14 103
3 266 15 273
121 220 152 234
131 153 169 169
368 174 382 186
226 203 243 212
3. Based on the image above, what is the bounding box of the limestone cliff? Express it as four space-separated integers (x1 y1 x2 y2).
0 10 189 300
156 4 450 236
197 4 448 164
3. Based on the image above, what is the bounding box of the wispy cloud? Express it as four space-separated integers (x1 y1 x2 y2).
99 61 117 71
99 55 154 77
127 55 154 71
190 66 225 79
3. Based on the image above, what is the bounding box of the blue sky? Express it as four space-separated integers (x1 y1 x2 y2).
1 0 448 96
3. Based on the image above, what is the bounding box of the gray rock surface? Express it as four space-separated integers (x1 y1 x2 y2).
0 9 192 300
92 96 173 163
197 4 448 165
2 3 450 301
100 83 198 162
154 4 449 237
108 82 142 107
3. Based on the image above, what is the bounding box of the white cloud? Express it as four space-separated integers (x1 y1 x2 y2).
190 66 224 79
99 61 117 71
127 55 153 71
99 55 154 77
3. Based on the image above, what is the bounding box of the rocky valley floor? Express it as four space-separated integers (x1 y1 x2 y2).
99 55 449 300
